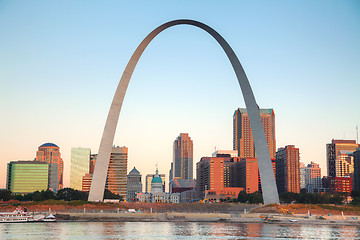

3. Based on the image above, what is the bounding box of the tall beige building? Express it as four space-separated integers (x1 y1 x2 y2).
105 146 128 198
233 108 276 159
70 147 91 190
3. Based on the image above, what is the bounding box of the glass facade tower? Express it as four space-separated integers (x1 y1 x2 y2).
70 147 91 190
7 161 49 194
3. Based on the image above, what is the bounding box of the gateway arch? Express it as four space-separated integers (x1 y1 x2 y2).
88 19 280 204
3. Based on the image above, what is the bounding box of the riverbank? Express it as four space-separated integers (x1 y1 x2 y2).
54 211 360 226
2 201 360 226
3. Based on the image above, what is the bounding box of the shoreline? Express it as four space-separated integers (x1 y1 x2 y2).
54 212 360 226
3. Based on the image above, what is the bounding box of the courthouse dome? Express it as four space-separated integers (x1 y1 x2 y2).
151 169 162 183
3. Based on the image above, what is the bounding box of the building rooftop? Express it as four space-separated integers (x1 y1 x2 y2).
234 108 274 116
39 143 59 148
331 139 357 144
129 167 140 175
9 160 48 164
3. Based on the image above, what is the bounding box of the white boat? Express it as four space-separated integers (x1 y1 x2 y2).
0 207 35 223
43 214 56 222
289 219 298 222
0 207 56 223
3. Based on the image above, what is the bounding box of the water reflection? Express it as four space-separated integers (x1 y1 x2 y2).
0 222 359 239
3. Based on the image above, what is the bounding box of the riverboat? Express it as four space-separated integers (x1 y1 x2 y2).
0 207 56 223
0 207 34 223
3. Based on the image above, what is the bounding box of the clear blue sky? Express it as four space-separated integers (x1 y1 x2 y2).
0 1 359 188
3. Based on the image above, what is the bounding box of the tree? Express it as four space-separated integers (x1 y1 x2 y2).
279 192 298 204
0 190 12 201
237 191 249 203
104 189 122 200
56 188 88 201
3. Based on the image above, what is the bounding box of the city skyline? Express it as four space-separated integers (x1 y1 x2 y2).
1 1 360 188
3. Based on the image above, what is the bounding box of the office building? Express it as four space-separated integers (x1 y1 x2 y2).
238 158 276 194
300 162 308 189
326 139 359 177
233 108 276 159
196 156 243 201
300 161 322 193
212 150 238 158
126 167 142 202
70 147 91 190
173 133 193 179
276 145 300 193
35 143 64 192
105 146 128 198
82 173 92 192
7 161 49 194
353 147 360 191
323 176 352 194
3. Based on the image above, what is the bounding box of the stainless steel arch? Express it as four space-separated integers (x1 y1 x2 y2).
88 19 279 204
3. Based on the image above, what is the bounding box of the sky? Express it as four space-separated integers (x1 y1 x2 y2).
0 1 359 189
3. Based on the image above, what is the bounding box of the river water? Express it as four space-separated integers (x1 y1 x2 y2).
0 222 359 239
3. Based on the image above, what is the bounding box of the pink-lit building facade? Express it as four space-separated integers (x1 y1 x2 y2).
35 143 64 192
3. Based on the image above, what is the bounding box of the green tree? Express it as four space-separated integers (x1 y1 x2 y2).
237 191 249 203
103 189 122 200
56 188 88 201
0 189 13 201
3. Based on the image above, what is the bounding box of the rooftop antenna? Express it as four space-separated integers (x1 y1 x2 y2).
357 126 359 144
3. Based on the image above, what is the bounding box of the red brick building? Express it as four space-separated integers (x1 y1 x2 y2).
276 145 300 193
233 108 276 159
238 158 276 193
323 176 352 194
196 156 243 201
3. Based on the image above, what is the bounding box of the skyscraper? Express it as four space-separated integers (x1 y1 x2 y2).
126 167 142 202
300 161 322 193
7 161 49 194
35 143 64 192
106 146 128 198
233 108 276 159
173 133 193 179
276 145 300 193
326 139 359 177
70 147 91 190
353 147 360 191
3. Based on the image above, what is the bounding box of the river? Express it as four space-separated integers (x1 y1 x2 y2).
1 222 359 239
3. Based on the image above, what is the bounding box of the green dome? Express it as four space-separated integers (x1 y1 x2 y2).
151 169 162 183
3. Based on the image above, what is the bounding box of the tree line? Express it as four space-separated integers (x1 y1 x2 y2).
0 188 122 202
233 190 359 205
